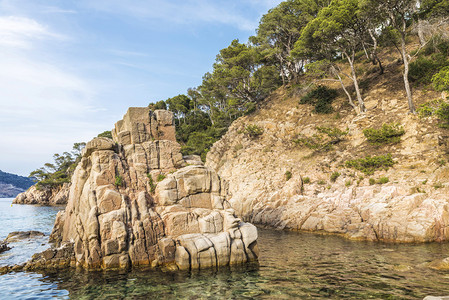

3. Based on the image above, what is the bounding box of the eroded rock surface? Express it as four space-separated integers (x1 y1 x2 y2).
24 108 258 272
206 87 449 243
13 183 69 205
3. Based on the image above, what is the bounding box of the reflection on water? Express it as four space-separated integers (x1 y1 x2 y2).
1 198 449 299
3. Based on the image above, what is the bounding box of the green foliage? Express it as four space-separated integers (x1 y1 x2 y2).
345 154 395 175
369 178 376 185
148 100 167 110
251 0 326 83
345 180 352 187
409 53 449 85
436 102 449 128
377 177 389 184
244 124 264 138
30 142 86 188
114 176 123 187
285 171 292 181
147 174 156 194
417 99 442 118
157 174 166 182
330 171 340 182
300 86 338 114
432 66 449 91
293 126 347 152
362 123 405 145
317 180 326 185
303 177 311 184
416 99 449 128
97 131 112 139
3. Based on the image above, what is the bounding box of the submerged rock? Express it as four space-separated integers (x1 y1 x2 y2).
5 231 45 243
0 242 10 254
25 108 258 272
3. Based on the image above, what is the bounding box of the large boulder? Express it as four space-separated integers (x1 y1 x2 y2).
24 108 258 272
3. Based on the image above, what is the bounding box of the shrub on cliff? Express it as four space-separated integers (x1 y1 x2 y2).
363 123 405 145
244 124 264 138
432 66 449 91
300 86 337 114
345 154 395 175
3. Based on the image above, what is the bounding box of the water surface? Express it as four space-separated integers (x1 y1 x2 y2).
1 198 449 299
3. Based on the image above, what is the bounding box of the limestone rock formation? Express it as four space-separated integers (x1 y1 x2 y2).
13 183 69 205
25 108 258 271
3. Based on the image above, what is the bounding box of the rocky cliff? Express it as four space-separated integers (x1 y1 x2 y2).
20 108 258 272
13 184 69 205
206 77 449 243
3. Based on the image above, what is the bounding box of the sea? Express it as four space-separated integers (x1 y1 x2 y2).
1 197 449 299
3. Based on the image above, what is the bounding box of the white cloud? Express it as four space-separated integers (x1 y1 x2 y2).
0 16 108 175
0 16 63 48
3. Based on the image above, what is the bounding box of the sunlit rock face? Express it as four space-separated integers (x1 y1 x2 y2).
25 108 258 271
13 183 70 205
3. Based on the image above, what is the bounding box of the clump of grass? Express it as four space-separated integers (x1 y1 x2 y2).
303 177 311 184
317 180 326 185
114 175 123 187
363 123 405 145
147 174 156 194
345 154 395 175
345 180 352 187
244 124 264 138
434 182 444 189
377 177 389 184
157 174 166 182
285 171 292 181
330 171 340 182
369 178 376 185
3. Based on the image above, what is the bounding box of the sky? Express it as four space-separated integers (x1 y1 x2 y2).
0 0 283 176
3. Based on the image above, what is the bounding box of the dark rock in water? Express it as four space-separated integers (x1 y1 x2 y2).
0 242 10 254
5 231 45 243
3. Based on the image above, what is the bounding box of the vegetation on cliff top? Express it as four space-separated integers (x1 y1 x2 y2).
29 0 449 187
149 0 449 160
29 143 86 189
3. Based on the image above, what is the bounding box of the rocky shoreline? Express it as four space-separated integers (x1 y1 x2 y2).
4 108 259 273
13 183 70 206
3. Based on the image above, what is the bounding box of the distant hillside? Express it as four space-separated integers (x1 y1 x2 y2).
0 170 34 198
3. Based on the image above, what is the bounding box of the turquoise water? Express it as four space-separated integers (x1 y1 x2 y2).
1 198 449 299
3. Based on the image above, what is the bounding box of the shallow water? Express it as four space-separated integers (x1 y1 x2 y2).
1 198 449 299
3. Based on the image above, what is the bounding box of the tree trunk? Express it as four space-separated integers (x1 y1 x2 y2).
345 52 366 113
331 65 358 113
417 18 426 46
400 29 416 113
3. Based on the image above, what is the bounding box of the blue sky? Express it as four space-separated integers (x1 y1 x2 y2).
0 0 282 176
